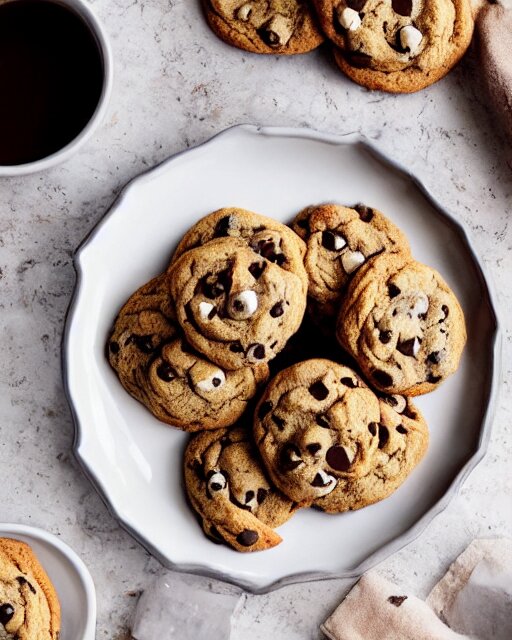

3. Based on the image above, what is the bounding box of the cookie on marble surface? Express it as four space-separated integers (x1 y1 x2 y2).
292 202 410 322
336 254 467 396
168 237 307 370
107 275 268 431
314 0 474 93
202 0 324 55
0 537 60 640
184 425 298 552
254 359 381 504
315 394 429 512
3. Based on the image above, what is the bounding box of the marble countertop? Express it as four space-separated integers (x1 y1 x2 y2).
1 1 511 638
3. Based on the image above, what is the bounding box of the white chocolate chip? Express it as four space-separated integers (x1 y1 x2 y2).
289 449 302 463
411 293 429 317
208 471 227 493
411 336 421 357
236 3 253 21
333 234 347 251
336 6 362 31
196 369 226 392
400 25 423 55
230 290 258 319
199 301 215 320
341 250 365 274
261 14 293 47
343 446 356 464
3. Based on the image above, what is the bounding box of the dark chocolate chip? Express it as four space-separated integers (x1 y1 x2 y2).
392 0 413 16
237 529 259 546
280 444 303 471
252 344 265 360
355 204 374 222
201 276 225 299
213 215 232 237
316 414 330 429
230 341 244 353
403 406 417 420
249 262 266 280
311 473 331 487
388 283 401 298
378 425 389 449
157 362 176 382
0 604 15 625
270 340 278 349
326 446 351 471
16 577 36 594
396 425 407 434
388 595 408 607
257 488 268 504
347 0 367 10
212 377 222 387
321 231 340 251
309 381 329 400
418 313 427 321
368 422 377 436
297 217 310 232
109 341 120 354
379 330 393 344
258 401 273 419
245 490 255 504
307 443 322 455
272 414 285 430
440 305 450 321
427 373 442 383
346 50 373 69
270 301 284 318
208 307 217 320
233 299 244 312
340 377 358 388
397 338 418 357
209 525 223 542
373 369 393 387
427 351 441 364
133 335 154 353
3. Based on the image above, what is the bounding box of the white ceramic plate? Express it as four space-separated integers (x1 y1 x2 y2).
0 524 96 639
64 125 500 593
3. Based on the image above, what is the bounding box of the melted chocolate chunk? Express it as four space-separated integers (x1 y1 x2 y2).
368 422 378 436
403 405 417 420
379 330 393 344
201 269 232 299
355 204 374 222
396 425 408 434
214 215 233 237
307 443 322 455
378 425 389 449
427 351 441 364
321 231 339 251
157 362 176 382
109 341 120 354
280 444 303 471
270 301 284 318
427 373 442 383
346 50 373 69
340 377 358 388
237 529 259 546
309 381 329 400
311 473 330 487
249 261 266 280
0 603 15 625
245 490 255 504
258 401 273 419
347 0 367 10
257 488 268 504
388 595 408 607
16 576 36 594
392 0 413 16
316 414 330 429
230 341 244 353
373 369 393 387
397 338 418 357
388 283 401 298
133 335 154 353
326 446 351 471
272 414 285 430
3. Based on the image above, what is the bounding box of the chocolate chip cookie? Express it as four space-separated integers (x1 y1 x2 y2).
168 237 307 369
0 538 60 640
254 359 382 504
202 1 324 54
292 202 410 322
108 274 268 431
337 254 467 396
313 0 474 93
184 425 298 552
314 394 429 512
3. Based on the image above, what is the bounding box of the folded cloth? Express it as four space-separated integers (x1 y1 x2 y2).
427 538 512 640
321 572 468 640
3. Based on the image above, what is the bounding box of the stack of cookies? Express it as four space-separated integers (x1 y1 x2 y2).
107 203 466 553
201 0 475 93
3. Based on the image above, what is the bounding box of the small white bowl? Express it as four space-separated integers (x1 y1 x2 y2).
0 0 113 177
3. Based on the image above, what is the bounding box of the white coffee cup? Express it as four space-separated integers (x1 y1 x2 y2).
0 0 113 177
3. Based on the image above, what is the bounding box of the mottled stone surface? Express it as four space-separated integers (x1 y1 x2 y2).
0 1 511 638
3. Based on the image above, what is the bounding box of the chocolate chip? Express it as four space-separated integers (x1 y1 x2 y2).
347 0 367 10
316 414 330 429
213 215 232 237
388 595 408 607
372 369 393 387
133 335 154 353
368 422 377 436
346 50 373 69
237 529 259 546
249 262 266 279
397 337 419 357
427 351 441 364
208 306 217 320
258 401 273 419
230 341 244 353
297 217 310 232
427 373 442 383
311 473 330 487
257 488 268 504
272 414 285 430
270 301 284 318
233 299 244 312
396 425 407 434
388 283 401 298
440 304 450 321
0 604 14 625
392 0 413 16
309 381 329 400
355 204 374 222
157 362 176 382
251 343 265 360
16 577 36 594
321 231 338 251
403 406 417 420
209 525 223 542
201 275 225 299
245 490 255 504
270 340 278 349
378 425 389 449
109 341 120 354
326 446 351 471
280 444 303 471
212 377 222 388
307 443 322 455
340 377 358 388
379 330 393 344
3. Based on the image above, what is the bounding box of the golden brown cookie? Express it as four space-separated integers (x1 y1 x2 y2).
184 425 298 552
107 275 268 431
313 0 474 93
168 237 307 370
314 394 429 512
336 254 467 396
202 0 324 54
0 538 60 640
254 359 381 504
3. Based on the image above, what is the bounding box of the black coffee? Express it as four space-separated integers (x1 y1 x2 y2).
0 0 104 166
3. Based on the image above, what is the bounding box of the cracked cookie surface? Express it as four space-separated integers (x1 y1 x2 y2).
184 425 298 552
168 237 307 369
336 254 467 396
254 359 381 504
203 0 324 54
313 0 474 92
292 202 410 323
0 538 60 640
314 394 429 512
107 275 268 431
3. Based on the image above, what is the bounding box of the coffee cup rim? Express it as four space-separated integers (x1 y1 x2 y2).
0 0 114 177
